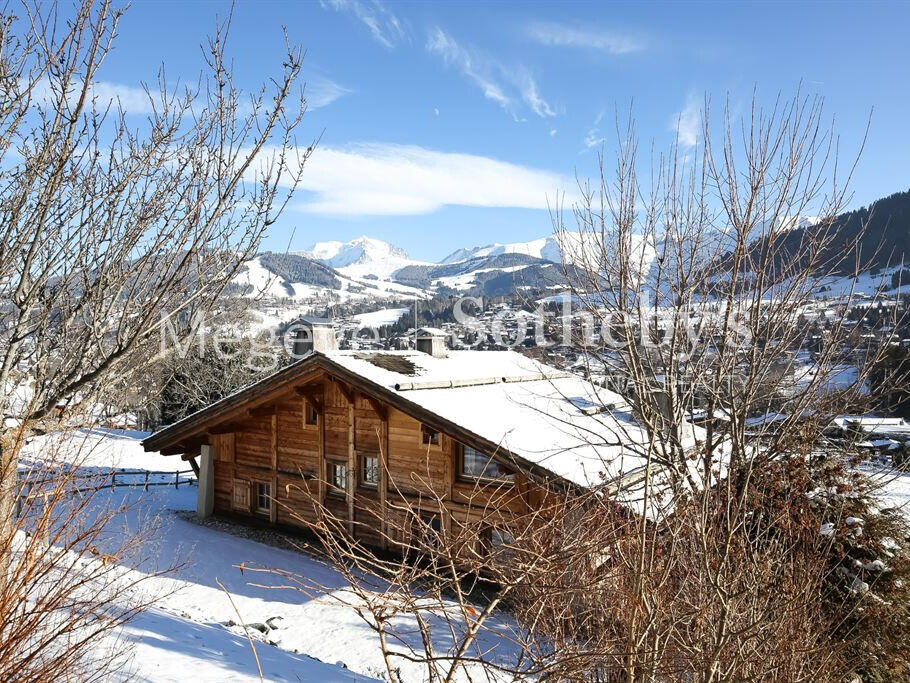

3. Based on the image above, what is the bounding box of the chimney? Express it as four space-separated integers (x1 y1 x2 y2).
292 316 337 356
415 327 447 358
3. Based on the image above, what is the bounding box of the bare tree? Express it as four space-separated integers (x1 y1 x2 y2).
0 0 306 528
0 0 309 675
244 92 910 682
0 417 180 682
541 92 908 680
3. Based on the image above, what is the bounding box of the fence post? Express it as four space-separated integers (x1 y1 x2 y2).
174 471 179 489
144 471 149 491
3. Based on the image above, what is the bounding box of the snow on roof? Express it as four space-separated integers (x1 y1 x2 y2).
415 327 447 336
743 411 792 428
831 415 910 432
325 350 694 489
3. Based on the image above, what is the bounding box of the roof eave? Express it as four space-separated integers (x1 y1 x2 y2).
141 351 323 452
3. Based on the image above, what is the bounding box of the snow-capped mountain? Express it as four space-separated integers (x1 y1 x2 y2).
778 215 821 232
299 236 430 280
441 235 565 265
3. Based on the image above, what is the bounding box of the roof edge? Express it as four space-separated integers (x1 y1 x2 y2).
141 351 321 451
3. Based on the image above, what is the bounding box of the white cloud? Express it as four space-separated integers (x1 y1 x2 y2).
549 128 557 137
583 109 605 149
426 27 511 111
30 77 157 114
306 77 352 109
286 142 574 216
526 22 646 55
519 71 556 118
584 129 604 149
426 27 555 120
672 93 701 148
320 0 406 48
32 74 350 117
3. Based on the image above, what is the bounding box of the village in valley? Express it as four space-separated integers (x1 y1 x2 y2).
4 1 910 682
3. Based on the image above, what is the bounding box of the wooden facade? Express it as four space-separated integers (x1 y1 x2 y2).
146 358 553 552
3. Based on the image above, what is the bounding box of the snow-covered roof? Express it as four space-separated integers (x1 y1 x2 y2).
831 415 910 433
145 347 701 495
323 350 688 488
415 327 447 337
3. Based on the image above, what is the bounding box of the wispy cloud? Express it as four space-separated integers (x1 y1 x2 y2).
306 77 352 109
32 74 351 117
526 22 647 55
583 130 604 149
583 109 605 149
426 27 555 120
30 77 158 114
519 72 556 118
426 28 512 111
320 0 406 48
671 93 701 148
284 142 573 216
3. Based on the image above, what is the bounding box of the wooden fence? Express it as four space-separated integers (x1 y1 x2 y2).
15 469 197 517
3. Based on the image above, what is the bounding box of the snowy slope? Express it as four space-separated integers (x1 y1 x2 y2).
352 307 411 327
23 429 519 683
232 256 297 300
232 254 430 303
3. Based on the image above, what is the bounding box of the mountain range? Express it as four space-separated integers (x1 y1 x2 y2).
232 234 575 302
231 187 910 304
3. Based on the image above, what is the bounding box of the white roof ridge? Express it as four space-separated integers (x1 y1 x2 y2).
395 371 573 392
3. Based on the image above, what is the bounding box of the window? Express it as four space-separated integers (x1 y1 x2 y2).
460 445 514 481
491 528 515 548
255 482 271 514
304 401 318 426
414 512 442 548
421 513 441 533
421 424 440 446
481 526 516 559
362 455 380 486
328 461 347 493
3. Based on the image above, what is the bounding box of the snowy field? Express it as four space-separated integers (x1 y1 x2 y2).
20 428 910 682
19 429 516 683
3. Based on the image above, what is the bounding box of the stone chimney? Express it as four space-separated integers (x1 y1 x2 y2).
415 327 447 358
292 316 337 356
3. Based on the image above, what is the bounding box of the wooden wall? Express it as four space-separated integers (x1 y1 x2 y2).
208 366 538 553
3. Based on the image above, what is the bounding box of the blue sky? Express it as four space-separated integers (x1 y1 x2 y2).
100 0 908 261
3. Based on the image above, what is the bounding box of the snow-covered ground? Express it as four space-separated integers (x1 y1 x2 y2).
25 428 910 682
21 429 517 683
868 467 910 511
352 307 411 328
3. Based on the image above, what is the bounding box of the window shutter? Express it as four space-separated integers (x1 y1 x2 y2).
232 479 250 512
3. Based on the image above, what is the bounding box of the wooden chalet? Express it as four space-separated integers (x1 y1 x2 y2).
143 322 657 550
